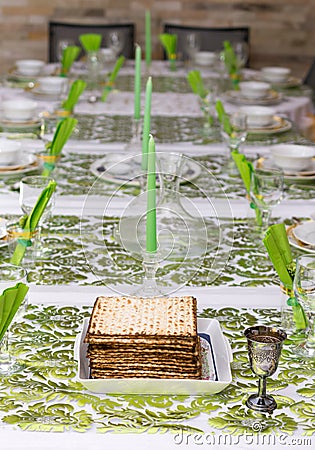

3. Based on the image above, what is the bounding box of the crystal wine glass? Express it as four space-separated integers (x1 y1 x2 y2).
107 31 125 58
293 255 315 358
19 175 56 257
232 41 249 70
249 167 284 231
245 325 287 413
220 111 247 170
185 32 201 66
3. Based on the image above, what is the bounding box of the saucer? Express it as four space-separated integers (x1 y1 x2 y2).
0 118 42 129
224 89 283 106
255 156 315 183
31 87 62 99
287 223 315 254
247 116 292 134
292 221 315 247
0 153 38 175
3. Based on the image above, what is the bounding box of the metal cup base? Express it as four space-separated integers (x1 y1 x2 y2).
246 393 277 413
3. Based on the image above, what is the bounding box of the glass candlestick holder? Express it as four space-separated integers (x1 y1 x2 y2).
132 251 164 298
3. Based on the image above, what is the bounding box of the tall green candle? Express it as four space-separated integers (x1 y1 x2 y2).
146 134 157 253
141 76 152 171
145 10 152 66
134 44 141 120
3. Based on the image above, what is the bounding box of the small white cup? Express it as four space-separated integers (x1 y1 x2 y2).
2 99 38 122
36 76 68 95
261 66 291 83
15 59 45 77
239 106 276 128
0 140 21 165
239 81 271 99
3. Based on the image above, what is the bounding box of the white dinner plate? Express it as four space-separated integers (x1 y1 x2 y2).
292 221 315 247
0 117 41 129
75 318 233 395
224 89 283 106
287 225 315 254
90 155 202 187
248 116 292 135
0 153 38 176
255 157 315 183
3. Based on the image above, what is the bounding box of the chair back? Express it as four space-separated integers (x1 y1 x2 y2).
304 58 315 89
163 23 250 66
48 20 135 62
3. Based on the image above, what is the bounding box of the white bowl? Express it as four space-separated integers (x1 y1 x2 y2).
261 66 291 83
239 106 276 128
15 59 45 77
195 51 216 66
36 76 67 94
270 144 315 172
0 140 21 165
239 81 271 99
2 99 38 122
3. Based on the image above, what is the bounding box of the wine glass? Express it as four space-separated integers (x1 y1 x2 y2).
245 325 286 413
293 255 315 358
249 168 284 231
107 31 125 58
19 175 56 257
220 111 247 170
57 39 75 62
232 41 249 70
185 32 201 65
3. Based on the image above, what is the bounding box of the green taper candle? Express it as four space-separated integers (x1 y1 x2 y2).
146 135 157 253
134 44 141 120
145 10 152 66
141 76 152 171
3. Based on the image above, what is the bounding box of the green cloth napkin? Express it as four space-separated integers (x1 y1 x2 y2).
231 150 262 226
61 45 80 76
222 40 240 88
42 117 78 176
62 80 87 112
215 100 232 135
101 55 125 102
159 33 177 70
0 282 29 341
79 33 102 53
187 70 208 99
263 223 308 330
10 180 57 266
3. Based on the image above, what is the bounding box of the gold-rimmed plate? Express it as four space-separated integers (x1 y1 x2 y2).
255 157 315 183
248 116 292 135
224 89 283 106
287 223 315 254
0 154 39 176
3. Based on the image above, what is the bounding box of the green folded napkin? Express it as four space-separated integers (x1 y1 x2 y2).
61 45 80 76
222 40 241 88
187 70 208 99
159 33 177 70
263 223 308 330
10 180 57 266
79 33 102 53
231 150 262 226
215 100 232 135
0 282 29 341
101 55 125 102
42 117 78 176
62 80 87 112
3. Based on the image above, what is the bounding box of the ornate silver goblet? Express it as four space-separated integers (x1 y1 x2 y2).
245 325 287 413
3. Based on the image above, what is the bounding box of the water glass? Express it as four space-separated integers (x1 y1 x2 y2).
107 31 125 57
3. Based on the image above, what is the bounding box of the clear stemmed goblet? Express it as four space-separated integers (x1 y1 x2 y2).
185 32 201 66
249 167 284 231
19 175 56 258
107 31 125 58
220 111 247 171
293 255 315 358
232 41 249 71
245 325 287 413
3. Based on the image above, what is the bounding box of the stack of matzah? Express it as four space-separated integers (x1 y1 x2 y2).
84 295 202 379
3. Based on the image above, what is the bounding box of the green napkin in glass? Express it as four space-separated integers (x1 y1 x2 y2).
263 223 308 330
215 100 232 135
159 33 177 70
10 180 57 266
42 117 78 176
222 40 240 88
62 80 87 112
101 55 125 102
79 33 102 53
187 70 208 99
0 282 29 341
61 45 80 76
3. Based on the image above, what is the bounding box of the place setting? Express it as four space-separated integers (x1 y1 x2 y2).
224 80 283 106
259 66 302 89
287 220 315 254
0 139 39 176
0 98 42 134
239 105 292 135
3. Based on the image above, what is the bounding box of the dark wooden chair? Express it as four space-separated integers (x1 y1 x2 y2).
48 20 135 62
162 23 250 66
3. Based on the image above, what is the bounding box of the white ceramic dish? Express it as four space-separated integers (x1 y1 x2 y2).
15 59 45 77
195 51 216 66
247 117 292 135
270 144 315 171
2 99 38 122
255 157 315 183
0 140 21 165
0 154 38 176
261 66 291 83
239 105 276 127
224 89 282 106
90 156 202 187
75 318 233 395
36 76 67 94
239 81 271 99
292 221 315 247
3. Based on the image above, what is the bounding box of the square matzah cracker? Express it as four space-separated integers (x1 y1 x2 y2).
85 295 198 340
